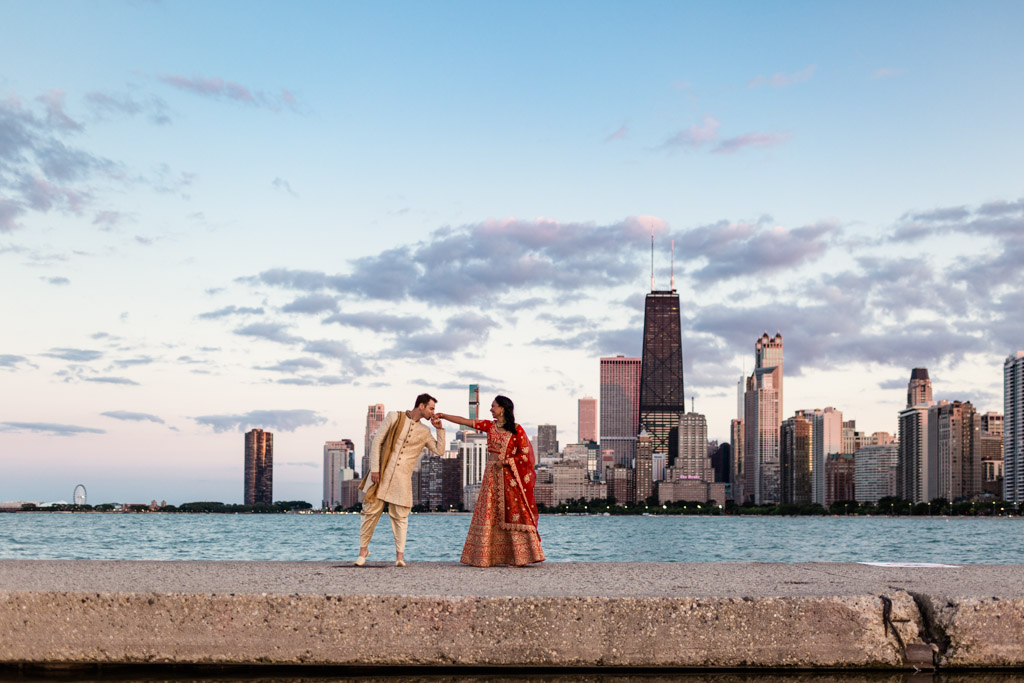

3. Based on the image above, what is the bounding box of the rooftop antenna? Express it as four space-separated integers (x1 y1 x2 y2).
650 225 655 291
671 239 675 291
691 395 695 413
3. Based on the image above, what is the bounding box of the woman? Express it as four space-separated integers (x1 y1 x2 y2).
438 395 545 567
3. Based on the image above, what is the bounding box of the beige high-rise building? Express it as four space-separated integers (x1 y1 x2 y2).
676 412 709 480
907 368 933 408
744 356 782 504
363 403 385 477
635 429 654 504
929 400 979 502
322 439 355 509
855 443 899 504
578 397 597 443
898 368 936 503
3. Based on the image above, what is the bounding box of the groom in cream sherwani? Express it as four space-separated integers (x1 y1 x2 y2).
355 393 446 567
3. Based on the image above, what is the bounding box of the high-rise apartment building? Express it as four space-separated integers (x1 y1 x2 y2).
744 334 783 505
635 429 654 503
1004 351 1024 503
780 411 813 505
578 397 597 443
244 428 273 505
811 407 843 506
929 400 978 502
363 404 385 477
536 424 558 457
676 412 709 480
638 290 685 465
730 418 744 502
854 443 899 504
825 453 856 506
467 384 480 430
600 356 641 467
907 368 933 409
322 439 355 508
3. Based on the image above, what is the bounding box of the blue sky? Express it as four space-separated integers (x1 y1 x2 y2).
2 0 1022 505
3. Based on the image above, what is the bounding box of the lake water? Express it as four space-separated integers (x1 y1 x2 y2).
1 513 1023 563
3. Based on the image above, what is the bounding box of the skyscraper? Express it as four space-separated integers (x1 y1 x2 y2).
744 333 783 504
244 428 273 505
811 407 843 506
467 384 480 430
635 429 654 504
600 355 641 466
730 418 744 502
676 412 709 480
578 397 597 443
1004 351 1024 503
322 439 355 508
907 368 933 409
537 424 558 457
638 290 685 464
898 368 935 503
780 411 813 505
929 400 978 502
854 443 898 504
363 403 385 477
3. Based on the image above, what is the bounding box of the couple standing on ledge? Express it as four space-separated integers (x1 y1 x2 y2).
354 392 545 568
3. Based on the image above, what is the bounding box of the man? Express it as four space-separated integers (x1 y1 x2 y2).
355 393 446 567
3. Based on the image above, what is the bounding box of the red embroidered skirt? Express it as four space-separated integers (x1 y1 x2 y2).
460 462 545 567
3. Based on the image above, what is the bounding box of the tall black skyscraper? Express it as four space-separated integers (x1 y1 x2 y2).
244 428 273 505
639 289 685 464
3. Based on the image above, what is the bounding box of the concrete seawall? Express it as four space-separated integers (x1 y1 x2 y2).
2 560 1022 670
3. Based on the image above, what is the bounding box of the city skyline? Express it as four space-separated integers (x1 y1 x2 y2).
2 1 1023 504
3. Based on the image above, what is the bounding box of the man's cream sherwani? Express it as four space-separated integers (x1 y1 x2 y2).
360 411 446 508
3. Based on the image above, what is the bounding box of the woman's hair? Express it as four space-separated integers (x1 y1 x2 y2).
494 395 516 432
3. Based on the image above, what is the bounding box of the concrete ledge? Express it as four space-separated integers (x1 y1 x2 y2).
2 561 1022 669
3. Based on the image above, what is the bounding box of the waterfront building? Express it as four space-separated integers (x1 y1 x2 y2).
339 478 361 509
322 439 355 508
825 453 856 506
744 333 783 504
638 288 685 466
811 407 844 506
537 424 558 457
441 453 463 510
585 441 601 480
607 465 635 505
363 403 385 477
551 461 588 504
562 443 589 464
468 384 480 428
652 452 666 482
780 411 813 505
600 355 641 467
676 412 709 480
1004 351 1024 503
928 400 978 501
578 397 597 443
977 414 1004 498
657 478 727 506
854 443 899 504
635 429 654 503
907 368 933 409
244 428 273 506
459 430 488 498
730 418 744 502
418 452 444 510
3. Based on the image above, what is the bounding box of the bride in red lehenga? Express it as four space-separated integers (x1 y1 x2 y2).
438 395 545 567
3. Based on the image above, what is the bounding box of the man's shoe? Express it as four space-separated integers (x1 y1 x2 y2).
354 553 368 566
395 559 406 567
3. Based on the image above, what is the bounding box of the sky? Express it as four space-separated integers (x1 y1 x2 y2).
2 0 1023 505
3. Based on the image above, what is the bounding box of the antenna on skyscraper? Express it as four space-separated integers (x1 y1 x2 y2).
691 395 695 413
671 239 675 291
650 225 655 291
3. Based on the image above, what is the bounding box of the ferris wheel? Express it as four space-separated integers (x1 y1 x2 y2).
73 484 87 506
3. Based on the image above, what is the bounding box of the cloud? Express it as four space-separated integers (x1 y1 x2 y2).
383 313 499 358
85 90 171 125
323 311 429 333
272 177 297 196
0 354 35 370
0 421 105 436
92 210 133 230
712 132 792 154
604 125 627 142
281 294 338 314
84 376 140 385
41 347 102 362
112 356 155 367
871 67 904 80
256 357 325 373
198 305 265 319
101 410 165 424
234 321 302 344
748 65 816 88
158 75 297 111
660 116 721 150
301 339 369 375
193 409 326 433
41 276 70 286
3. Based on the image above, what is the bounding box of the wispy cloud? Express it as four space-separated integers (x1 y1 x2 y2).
604 125 627 142
281 294 337 314
0 421 105 436
323 311 429 333
871 67 904 80
748 65 816 88
660 116 721 150
234 321 302 344
198 305 265 319
256 357 325 373
41 348 103 362
193 409 326 433
272 177 297 196
0 354 36 370
158 75 298 112
85 90 171 125
712 132 791 154
660 117 790 155
41 276 70 286
101 410 165 424
83 376 140 386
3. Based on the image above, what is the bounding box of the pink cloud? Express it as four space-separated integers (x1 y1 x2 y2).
712 132 792 154
35 89 82 131
748 65 816 88
159 75 298 112
871 67 904 80
661 115 721 149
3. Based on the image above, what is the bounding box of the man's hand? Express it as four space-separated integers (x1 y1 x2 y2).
430 416 443 428
371 472 380 484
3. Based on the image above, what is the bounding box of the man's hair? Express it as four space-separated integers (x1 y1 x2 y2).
414 392 437 408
